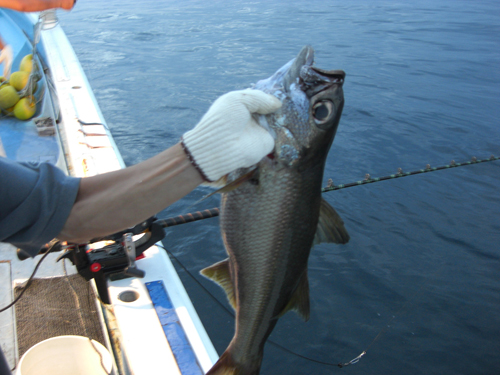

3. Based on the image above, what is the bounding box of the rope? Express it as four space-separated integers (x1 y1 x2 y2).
0 243 55 312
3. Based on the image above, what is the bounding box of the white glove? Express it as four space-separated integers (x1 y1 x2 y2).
181 89 281 182
0 45 13 78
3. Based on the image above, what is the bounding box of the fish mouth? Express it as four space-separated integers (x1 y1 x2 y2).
300 65 345 97
254 45 345 99
254 45 345 98
255 45 345 158
283 45 345 98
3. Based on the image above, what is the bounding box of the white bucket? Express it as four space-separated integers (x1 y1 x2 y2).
17 335 112 375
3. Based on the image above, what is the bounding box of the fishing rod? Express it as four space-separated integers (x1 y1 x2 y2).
155 153 499 369
156 154 499 225
4 155 497 363
7 154 497 301
321 155 499 193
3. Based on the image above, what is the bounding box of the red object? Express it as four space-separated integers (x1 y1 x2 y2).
135 254 145 261
90 263 102 272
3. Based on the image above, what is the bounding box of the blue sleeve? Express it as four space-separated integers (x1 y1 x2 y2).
0 157 81 256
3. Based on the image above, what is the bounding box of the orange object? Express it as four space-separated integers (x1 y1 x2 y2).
0 0 76 12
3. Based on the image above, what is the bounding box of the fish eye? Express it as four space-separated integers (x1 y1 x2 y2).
313 100 334 126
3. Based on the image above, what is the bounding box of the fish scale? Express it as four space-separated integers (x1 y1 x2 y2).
221 168 314 365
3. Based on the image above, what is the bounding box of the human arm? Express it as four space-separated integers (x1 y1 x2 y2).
58 143 203 243
58 89 281 243
0 0 75 11
0 89 280 254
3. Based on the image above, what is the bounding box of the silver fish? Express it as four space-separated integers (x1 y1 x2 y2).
202 45 349 375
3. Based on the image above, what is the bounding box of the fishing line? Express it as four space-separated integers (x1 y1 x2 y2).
157 243 233 315
157 243 345 368
1 156 495 359
160 231 443 370
338 263 447 368
155 154 499 369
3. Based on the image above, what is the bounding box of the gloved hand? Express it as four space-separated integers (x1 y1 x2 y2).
0 45 13 78
181 89 281 182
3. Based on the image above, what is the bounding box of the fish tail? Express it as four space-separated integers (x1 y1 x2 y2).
206 350 261 375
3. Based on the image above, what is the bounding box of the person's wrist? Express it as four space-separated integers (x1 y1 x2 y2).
180 89 280 182
179 138 212 182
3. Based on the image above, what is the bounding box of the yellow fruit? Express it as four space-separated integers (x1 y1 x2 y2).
0 76 6 83
0 85 20 109
10 71 30 91
13 96 36 120
20 54 33 74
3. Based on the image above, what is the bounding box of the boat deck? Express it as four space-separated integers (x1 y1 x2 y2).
1 8 217 374
0 242 80 370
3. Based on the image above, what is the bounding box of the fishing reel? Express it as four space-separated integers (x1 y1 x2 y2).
58 217 165 304
17 217 165 304
16 208 220 304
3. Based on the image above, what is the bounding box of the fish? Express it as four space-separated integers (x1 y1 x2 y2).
201 45 349 375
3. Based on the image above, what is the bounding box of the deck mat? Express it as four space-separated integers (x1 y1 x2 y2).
14 274 106 358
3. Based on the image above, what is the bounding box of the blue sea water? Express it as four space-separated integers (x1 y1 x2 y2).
60 1 500 374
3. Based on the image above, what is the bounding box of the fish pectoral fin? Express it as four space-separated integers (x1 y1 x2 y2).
278 270 310 322
193 169 257 206
313 198 350 246
201 174 228 188
200 259 237 310
214 168 257 194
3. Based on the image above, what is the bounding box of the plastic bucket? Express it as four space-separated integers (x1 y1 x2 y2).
17 335 112 375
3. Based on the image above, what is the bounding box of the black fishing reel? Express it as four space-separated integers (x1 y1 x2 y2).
16 217 165 304
60 217 165 304
15 208 220 304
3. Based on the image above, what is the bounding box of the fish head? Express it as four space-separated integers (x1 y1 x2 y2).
254 45 345 168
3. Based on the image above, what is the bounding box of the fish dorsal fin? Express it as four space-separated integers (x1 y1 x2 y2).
278 270 310 322
313 198 350 246
200 259 236 310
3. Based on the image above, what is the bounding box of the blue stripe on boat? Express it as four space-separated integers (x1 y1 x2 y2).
146 281 204 375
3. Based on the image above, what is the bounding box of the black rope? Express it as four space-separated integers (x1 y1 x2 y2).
0 246 54 312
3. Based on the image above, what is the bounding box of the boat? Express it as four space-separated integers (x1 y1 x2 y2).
0 8 218 374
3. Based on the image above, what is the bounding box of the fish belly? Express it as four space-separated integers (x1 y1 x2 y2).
220 165 321 364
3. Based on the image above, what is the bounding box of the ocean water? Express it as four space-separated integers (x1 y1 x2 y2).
60 1 500 374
